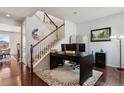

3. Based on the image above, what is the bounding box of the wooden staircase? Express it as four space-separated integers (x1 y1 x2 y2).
30 12 64 73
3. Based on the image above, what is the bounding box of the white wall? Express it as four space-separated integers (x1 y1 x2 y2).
24 17 31 65
0 31 20 54
64 20 77 43
22 19 26 64
54 20 77 51
77 13 124 68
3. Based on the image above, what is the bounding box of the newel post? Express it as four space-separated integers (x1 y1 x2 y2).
30 44 33 74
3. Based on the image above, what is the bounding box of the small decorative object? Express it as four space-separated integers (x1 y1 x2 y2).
65 51 75 54
100 48 103 53
91 27 111 42
92 50 94 54
50 48 58 53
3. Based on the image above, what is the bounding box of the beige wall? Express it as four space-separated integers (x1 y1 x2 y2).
0 31 20 55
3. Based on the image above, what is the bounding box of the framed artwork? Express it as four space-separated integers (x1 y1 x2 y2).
32 28 44 41
91 27 111 42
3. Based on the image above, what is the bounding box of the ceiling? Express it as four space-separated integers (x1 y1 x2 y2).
41 7 124 23
0 7 41 21
0 7 124 23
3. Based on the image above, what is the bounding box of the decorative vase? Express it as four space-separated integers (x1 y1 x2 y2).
100 48 103 52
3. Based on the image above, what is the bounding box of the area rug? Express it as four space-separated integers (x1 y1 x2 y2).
35 63 103 86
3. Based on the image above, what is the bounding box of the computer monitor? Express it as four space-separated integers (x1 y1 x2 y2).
66 44 77 51
61 44 65 51
61 43 85 52
77 43 85 52
61 44 77 51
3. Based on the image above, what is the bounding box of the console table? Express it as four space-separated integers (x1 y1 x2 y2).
50 51 93 85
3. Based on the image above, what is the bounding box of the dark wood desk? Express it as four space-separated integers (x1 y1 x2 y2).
50 51 93 85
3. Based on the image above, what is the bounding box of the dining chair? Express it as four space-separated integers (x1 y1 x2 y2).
2 48 11 58
0 49 3 59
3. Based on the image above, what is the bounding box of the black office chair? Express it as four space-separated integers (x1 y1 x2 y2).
61 44 80 70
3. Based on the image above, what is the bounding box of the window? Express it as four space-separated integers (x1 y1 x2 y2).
0 35 10 49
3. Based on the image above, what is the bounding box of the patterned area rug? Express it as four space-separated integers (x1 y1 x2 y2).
35 64 103 86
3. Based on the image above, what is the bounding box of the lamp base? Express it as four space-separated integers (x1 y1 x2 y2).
117 68 124 71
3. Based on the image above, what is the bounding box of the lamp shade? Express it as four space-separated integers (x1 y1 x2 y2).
110 35 124 40
119 35 124 39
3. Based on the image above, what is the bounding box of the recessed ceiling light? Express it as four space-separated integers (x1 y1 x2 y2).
6 14 10 17
73 11 77 14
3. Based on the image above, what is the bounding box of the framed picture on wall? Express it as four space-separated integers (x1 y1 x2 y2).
91 27 111 42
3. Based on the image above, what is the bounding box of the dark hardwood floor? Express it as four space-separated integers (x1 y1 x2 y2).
0 59 124 86
0 60 47 86
94 66 124 86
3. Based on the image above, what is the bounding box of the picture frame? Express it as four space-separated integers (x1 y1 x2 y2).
91 27 111 42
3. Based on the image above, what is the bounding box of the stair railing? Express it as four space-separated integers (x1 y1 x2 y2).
30 24 64 73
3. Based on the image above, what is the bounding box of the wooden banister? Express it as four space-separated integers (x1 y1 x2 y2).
32 23 64 48
30 44 33 73
44 12 58 28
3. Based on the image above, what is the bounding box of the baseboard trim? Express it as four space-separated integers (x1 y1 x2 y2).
106 64 124 69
